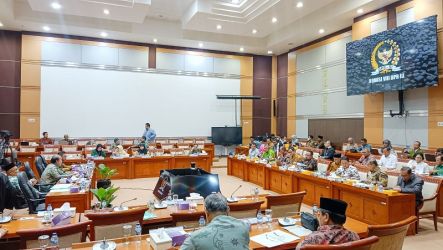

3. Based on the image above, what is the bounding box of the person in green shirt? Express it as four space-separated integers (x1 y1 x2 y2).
91 144 106 158
40 155 71 188
430 155 443 176
261 142 276 160
404 141 424 159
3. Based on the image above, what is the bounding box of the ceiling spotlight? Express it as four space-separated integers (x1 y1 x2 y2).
153 38 158 43
318 28 325 34
100 32 108 37
51 2 62 9
357 8 364 14
216 24 222 30
103 9 110 15
267 50 273 54
271 17 278 23
43 26 51 31
198 42 203 48
239 47 244 52
252 29 257 34
296 2 303 8
0 22 3 27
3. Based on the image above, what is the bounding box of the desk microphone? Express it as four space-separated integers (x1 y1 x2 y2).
227 185 242 203
114 198 137 211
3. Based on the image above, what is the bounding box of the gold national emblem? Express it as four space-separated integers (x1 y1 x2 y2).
371 39 401 75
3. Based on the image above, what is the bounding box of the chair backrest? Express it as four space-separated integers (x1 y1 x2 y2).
41 152 57 161
266 191 306 218
228 201 264 219
62 145 78 152
424 153 436 162
17 220 90 248
84 207 146 241
24 162 35 180
420 181 441 213
17 172 41 214
34 155 47 177
0 174 13 211
367 216 416 250
20 146 37 153
387 175 398 188
301 235 379 250
318 162 328 173
171 211 206 228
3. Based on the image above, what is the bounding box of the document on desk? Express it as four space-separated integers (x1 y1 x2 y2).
250 230 300 248
283 225 312 237
49 184 71 192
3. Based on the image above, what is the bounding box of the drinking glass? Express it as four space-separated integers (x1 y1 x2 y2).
173 194 179 210
38 235 50 249
122 224 133 245
250 188 255 200
265 209 272 228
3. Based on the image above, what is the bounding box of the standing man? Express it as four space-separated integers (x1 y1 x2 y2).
143 123 157 143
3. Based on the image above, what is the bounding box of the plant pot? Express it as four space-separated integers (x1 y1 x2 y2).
97 179 111 189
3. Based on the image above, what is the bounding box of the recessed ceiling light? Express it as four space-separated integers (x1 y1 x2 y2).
318 28 325 34
216 24 222 30
0 22 3 27
239 47 244 52
100 32 108 37
267 50 273 54
296 2 303 8
271 17 278 23
357 8 364 14
153 38 158 43
252 29 257 34
51 2 62 9
232 0 239 4
198 42 203 48
103 9 110 15
42 26 51 31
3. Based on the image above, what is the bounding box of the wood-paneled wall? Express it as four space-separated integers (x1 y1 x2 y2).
0 30 21 136
308 118 364 147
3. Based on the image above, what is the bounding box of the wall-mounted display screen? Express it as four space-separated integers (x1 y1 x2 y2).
346 15 438 96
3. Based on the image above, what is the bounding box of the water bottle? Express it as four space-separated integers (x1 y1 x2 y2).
135 223 142 243
198 216 206 228
256 211 263 227
378 184 384 193
44 204 53 222
312 204 319 214
50 232 59 248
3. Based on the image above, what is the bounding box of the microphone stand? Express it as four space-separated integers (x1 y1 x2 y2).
114 198 137 211
227 185 242 203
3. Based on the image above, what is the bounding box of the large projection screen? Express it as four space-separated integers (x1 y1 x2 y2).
41 67 240 137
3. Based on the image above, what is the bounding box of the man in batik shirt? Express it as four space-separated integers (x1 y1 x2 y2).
366 160 388 187
297 198 359 249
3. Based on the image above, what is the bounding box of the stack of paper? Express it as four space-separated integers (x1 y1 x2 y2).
283 225 312 237
250 230 300 248
49 184 71 192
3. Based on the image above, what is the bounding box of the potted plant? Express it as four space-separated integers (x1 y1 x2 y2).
91 185 119 209
96 164 117 189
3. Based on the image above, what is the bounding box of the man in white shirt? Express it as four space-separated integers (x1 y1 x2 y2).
379 148 397 169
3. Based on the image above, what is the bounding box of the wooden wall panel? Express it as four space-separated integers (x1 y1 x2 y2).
277 53 288 136
287 52 296 136
308 118 364 147
240 57 254 144
253 56 272 136
271 56 277 135
0 30 21 136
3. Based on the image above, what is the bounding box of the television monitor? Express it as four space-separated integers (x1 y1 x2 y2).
211 127 242 145
346 15 438 96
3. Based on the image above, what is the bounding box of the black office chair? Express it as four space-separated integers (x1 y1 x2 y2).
23 162 35 180
0 174 14 212
22 161 51 193
35 156 47 177
17 172 46 214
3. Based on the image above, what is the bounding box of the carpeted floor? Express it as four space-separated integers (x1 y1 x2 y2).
109 165 443 250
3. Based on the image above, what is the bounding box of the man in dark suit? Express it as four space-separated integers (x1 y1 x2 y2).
321 140 335 160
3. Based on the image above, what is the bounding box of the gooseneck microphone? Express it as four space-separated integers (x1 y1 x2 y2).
114 198 137 211
227 185 242 203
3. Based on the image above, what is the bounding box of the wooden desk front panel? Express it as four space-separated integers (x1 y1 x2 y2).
245 161 265 187
133 157 172 178
230 158 245 179
45 191 90 213
268 169 293 194
94 159 131 179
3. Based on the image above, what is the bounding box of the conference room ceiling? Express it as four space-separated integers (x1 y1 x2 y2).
0 0 398 55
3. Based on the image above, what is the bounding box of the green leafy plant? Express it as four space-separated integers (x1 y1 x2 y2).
97 164 118 180
91 185 119 208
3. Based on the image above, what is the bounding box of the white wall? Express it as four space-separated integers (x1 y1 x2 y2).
40 66 240 137
294 35 364 137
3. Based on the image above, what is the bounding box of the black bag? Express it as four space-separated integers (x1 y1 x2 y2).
301 212 319 231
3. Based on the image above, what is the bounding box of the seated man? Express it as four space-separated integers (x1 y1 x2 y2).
190 144 203 155
248 143 260 158
335 156 360 179
358 148 375 165
430 155 443 176
40 155 71 190
357 138 372 153
39 131 53 145
366 160 388 187
181 193 249 250
59 134 74 145
327 153 342 173
1 164 28 209
316 136 325 149
301 150 317 171
297 197 359 249
407 153 430 175
306 135 318 148
344 137 358 152
393 167 424 209
379 147 397 170
321 141 335 160
404 141 424 159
